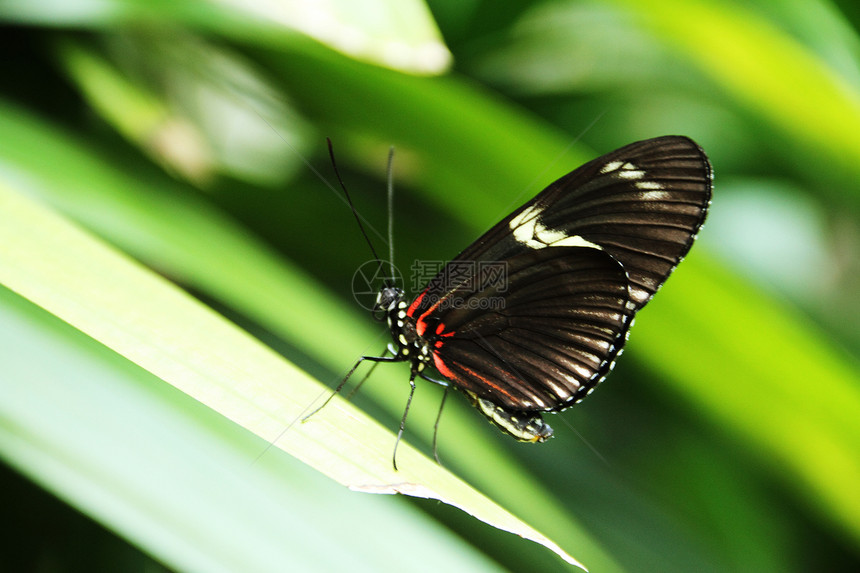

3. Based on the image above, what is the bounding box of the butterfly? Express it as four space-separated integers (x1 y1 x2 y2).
315 136 712 468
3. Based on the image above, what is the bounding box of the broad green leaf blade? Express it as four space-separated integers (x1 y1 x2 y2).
0 98 365 374
633 256 860 544
0 100 623 571
0 286 503 572
0 183 585 570
0 0 451 74
7 1 860 562
213 0 453 73
252 34 860 551
56 39 314 187
611 0 860 189
3 1 860 570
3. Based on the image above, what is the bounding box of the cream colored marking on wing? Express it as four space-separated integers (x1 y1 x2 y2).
635 180 663 190
508 204 542 229
513 208 602 250
617 167 645 179
641 190 671 201
601 160 624 173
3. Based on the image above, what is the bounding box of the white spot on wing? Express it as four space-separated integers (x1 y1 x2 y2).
601 160 623 174
600 161 645 180
635 180 663 190
640 190 671 201
512 217 542 248
512 207 603 250
617 168 645 180
509 204 542 230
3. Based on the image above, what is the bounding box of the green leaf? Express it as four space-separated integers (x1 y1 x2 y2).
0 0 451 74
0 85 621 570
0 288 506 571
634 256 860 543
3 0 860 569
0 182 585 569
611 0 860 188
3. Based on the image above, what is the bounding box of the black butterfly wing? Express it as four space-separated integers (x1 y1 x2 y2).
406 136 712 412
413 247 632 411
534 136 712 309
421 135 712 312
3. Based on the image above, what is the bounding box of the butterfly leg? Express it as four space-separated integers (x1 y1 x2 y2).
416 373 450 465
303 354 403 422
392 369 418 471
418 373 450 388
346 346 392 399
431 385 450 465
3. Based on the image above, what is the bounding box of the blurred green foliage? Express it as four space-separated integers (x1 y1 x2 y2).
1 0 859 571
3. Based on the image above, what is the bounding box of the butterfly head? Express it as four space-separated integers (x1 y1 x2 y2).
374 285 404 314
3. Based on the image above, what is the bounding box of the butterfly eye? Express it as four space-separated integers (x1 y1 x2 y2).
374 286 400 311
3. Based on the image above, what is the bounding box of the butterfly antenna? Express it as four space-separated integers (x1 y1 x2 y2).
386 145 396 285
327 138 384 271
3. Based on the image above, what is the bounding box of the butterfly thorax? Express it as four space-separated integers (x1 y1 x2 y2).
376 286 432 372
